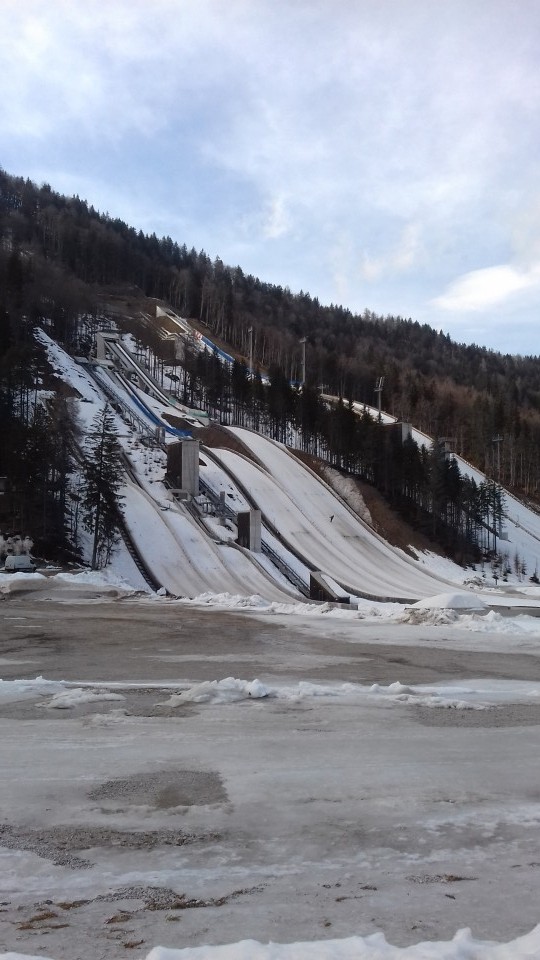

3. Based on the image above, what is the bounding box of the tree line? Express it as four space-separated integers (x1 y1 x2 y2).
2 167 540 502
163 344 506 565
0 289 124 564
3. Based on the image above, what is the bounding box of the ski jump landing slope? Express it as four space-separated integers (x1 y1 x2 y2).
122 479 300 602
213 428 459 602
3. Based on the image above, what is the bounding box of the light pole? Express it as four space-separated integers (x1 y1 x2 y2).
248 326 253 380
299 337 307 387
492 435 503 543
492 435 503 482
374 377 384 422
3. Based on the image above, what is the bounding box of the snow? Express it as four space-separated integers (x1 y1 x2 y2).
0 677 65 703
0 678 128 709
10 326 540 960
145 926 540 959
2 595 540 956
349 398 540 583
0 569 141 600
452 610 540 635
157 675 540 711
4 669 534 715
42 688 126 709
163 677 271 705
33 329 540 611
410 593 487 610
211 433 465 602
3 923 540 959
122 480 300 601
319 463 374 526
2 568 540 644
33 333 303 602
32 330 377 602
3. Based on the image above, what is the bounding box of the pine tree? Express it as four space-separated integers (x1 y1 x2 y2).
81 406 125 569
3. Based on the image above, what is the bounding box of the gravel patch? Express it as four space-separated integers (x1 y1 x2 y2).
413 702 540 727
0 825 220 869
94 883 262 910
88 769 228 808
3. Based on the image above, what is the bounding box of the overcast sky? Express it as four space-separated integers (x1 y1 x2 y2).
3 0 540 355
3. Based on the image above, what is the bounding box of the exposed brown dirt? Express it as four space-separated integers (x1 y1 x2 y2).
355 482 444 558
97 285 159 319
193 424 263 465
161 412 199 432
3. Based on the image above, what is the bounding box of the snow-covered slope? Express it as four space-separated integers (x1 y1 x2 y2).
348 399 540 578
209 428 458 602
34 331 301 602
123 480 299 601
34 327 540 604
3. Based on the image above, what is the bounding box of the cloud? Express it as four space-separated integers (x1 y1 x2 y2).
431 263 540 312
360 224 422 282
4 0 540 352
262 196 292 240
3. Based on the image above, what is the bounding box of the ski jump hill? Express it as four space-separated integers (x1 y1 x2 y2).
35 326 540 610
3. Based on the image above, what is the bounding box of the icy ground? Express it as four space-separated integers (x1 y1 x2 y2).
1 575 540 959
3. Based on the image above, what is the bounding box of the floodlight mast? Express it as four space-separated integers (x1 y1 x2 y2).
374 376 384 422
299 337 307 387
492 435 504 542
248 326 253 380
492 435 503 482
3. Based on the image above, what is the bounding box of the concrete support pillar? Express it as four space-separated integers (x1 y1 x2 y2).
166 439 200 496
237 510 262 552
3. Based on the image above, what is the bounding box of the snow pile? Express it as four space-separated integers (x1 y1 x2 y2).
41 688 126 709
55 569 143 595
412 592 487 610
457 610 540 635
0 571 46 594
184 593 397 619
368 680 482 710
3 674 538 712
0 678 128 709
399 607 460 626
0 568 144 600
4 923 540 959
264 600 355 617
143 925 540 958
188 592 272 608
82 708 130 725
0 677 66 704
163 677 270 705
399 593 487 625
399 604 540 636
161 677 540 711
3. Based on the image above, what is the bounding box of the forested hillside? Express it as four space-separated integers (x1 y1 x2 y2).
1 168 540 561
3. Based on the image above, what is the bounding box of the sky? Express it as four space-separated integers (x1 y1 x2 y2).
3 0 540 356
